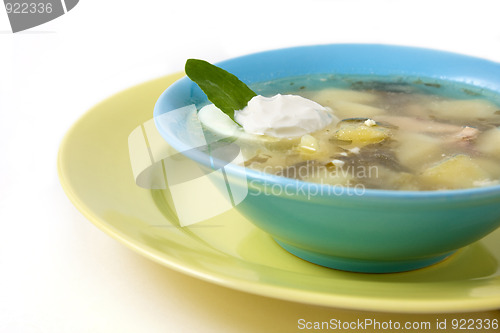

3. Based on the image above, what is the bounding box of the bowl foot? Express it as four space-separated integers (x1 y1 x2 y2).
275 240 455 273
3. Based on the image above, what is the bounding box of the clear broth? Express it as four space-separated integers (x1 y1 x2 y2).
239 75 500 191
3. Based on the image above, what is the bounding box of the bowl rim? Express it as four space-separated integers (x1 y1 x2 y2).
154 43 500 200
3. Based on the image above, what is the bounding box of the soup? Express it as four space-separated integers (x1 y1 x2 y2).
234 75 500 191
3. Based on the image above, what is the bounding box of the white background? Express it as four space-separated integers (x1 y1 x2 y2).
1 1 500 332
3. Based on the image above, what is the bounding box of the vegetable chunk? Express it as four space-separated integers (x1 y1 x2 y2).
477 127 500 158
309 88 379 106
330 101 386 119
395 133 443 170
334 119 391 146
420 155 491 189
427 99 500 120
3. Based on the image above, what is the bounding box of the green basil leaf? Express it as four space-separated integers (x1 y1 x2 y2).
185 59 257 121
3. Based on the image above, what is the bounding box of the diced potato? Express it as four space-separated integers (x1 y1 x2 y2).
476 127 500 158
330 101 387 119
297 134 332 161
334 121 391 146
309 88 379 108
395 133 443 170
299 134 319 153
427 99 500 120
420 154 491 189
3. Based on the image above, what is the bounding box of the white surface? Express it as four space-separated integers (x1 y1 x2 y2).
1 1 500 332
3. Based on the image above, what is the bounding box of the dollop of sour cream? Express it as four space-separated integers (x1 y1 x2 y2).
234 94 335 138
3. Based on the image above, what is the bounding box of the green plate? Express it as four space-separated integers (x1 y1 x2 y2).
58 74 500 313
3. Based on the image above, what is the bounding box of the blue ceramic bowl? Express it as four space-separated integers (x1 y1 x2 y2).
154 44 500 273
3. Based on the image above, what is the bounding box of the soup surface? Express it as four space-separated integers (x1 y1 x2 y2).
221 75 500 191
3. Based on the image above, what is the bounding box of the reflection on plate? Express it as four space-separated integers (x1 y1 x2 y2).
58 74 500 313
